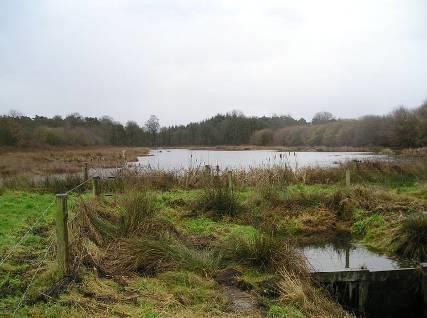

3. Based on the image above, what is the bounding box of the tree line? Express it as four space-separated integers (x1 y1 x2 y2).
269 104 427 148
1 101 426 148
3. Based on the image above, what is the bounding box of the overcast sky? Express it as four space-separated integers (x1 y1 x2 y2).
1 0 427 126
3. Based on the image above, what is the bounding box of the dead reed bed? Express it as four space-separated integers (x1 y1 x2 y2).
0 146 148 177
2 157 426 194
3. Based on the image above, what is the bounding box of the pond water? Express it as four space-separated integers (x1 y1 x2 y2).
135 149 386 170
303 242 415 272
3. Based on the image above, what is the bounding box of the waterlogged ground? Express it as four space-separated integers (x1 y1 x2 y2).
0 180 426 317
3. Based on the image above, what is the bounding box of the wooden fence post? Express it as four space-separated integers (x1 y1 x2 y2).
346 169 351 186
227 171 233 196
56 194 70 276
345 247 350 269
83 162 88 181
92 176 100 197
204 165 211 186
204 165 211 175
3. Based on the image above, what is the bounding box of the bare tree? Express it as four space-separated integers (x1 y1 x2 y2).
145 115 160 146
8 109 23 118
312 112 335 124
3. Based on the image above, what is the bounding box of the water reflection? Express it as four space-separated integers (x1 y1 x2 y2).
136 149 386 170
303 237 415 272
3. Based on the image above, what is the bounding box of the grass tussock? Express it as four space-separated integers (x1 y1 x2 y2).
277 268 354 318
221 233 308 275
72 198 120 246
196 184 241 218
393 213 427 261
119 192 159 235
71 192 220 278
102 236 220 275
326 186 417 213
251 172 286 206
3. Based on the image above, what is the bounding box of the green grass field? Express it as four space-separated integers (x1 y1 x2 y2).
0 170 426 317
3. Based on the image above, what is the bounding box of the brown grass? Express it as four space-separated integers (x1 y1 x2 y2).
277 268 354 318
69 193 220 278
326 185 426 214
393 213 427 261
182 145 374 152
220 233 309 276
227 157 427 188
0 146 149 177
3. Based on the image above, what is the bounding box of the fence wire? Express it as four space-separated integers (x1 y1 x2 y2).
0 200 55 266
12 233 56 316
3 174 104 314
65 178 91 195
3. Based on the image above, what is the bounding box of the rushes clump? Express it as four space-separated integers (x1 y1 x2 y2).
73 198 120 246
119 192 159 235
197 184 240 218
102 236 220 275
71 191 220 277
394 213 427 261
221 233 308 274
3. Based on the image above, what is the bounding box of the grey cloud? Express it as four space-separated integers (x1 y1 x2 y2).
0 0 426 126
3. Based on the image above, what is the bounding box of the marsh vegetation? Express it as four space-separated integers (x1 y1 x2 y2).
1 158 426 317
0 146 149 178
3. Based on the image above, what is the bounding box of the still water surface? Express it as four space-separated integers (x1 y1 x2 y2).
136 149 386 170
303 243 415 272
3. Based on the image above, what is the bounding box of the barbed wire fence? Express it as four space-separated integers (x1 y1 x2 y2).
0 173 93 316
0 200 55 267
12 233 56 317
2 162 174 315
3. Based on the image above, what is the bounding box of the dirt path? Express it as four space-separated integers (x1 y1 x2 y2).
223 286 260 315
